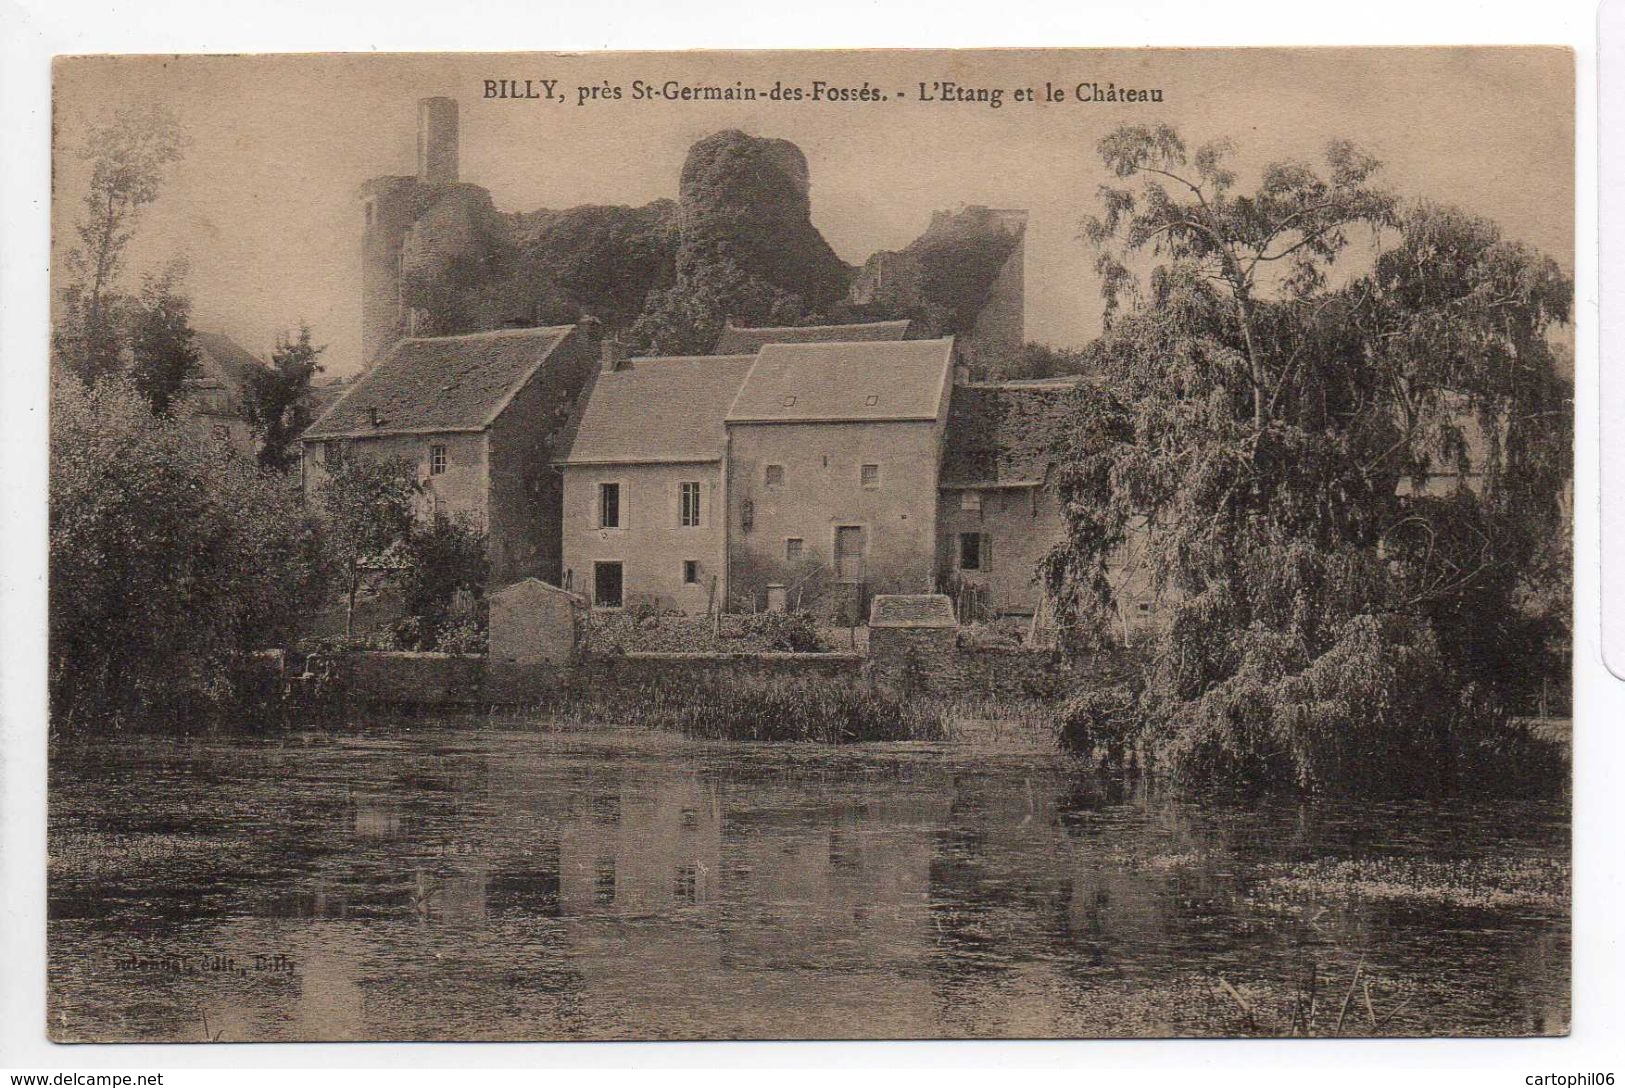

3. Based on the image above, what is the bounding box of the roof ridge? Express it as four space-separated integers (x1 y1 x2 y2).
755 336 954 353
399 324 575 344
724 318 910 334
618 354 758 365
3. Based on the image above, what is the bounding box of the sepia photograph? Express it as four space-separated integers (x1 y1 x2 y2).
39 46 1574 1045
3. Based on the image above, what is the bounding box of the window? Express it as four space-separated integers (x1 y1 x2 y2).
599 482 621 529
764 464 785 488
594 562 624 608
679 481 702 527
961 491 982 514
864 394 879 406
959 532 984 572
429 444 447 476
781 395 797 408
785 538 804 562
682 560 699 584
323 440 343 469
861 464 881 489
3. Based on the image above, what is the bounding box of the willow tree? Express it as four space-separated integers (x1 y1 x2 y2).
1047 124 1571 795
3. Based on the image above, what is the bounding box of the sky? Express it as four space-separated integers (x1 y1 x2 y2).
52 48 1574 378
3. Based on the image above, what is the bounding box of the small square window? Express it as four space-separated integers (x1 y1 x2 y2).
429 444 447 475
861 464 880 489
682 560 699 584
864 394 879 406
765 464 785 488
782 395 797 408
961 491 982 513
785 537 804 562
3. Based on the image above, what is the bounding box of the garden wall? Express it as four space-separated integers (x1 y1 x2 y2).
343 649 864 707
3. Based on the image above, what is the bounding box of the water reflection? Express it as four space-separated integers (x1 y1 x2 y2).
47 728 1569 1041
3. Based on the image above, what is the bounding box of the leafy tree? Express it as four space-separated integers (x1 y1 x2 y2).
993 341 1091 381
246 325 326 471
128 260 200 415
50 372 323 730
628 257 809 355
1046 124 1571 795
314 453 419 637
396 511 488 649
55 105 187 385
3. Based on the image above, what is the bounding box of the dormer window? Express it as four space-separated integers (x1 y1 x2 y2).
782 395 797 407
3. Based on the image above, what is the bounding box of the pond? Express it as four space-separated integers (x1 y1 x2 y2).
47 722 1569 1042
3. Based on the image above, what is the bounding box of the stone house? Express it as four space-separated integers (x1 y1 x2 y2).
935 377 1160 634
724 338 957 614
548 330 1158 631
300 322 599 587
181 331 270 458
552 351 756 611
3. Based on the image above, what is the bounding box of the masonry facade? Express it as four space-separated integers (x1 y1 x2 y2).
550 329 1138 626
553 350 754 611
724 339 956 613
301 322 600 586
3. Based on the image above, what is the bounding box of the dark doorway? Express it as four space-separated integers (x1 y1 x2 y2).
834 525 866 583
594 562 624 608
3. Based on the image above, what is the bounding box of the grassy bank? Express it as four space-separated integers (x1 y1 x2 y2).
514 674 948 743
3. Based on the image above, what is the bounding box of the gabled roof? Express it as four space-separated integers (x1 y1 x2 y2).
553 355 756 465
191 331 269 391
711 319 911 355
304 326 574 439
725 338 955 424
939 378 1086 489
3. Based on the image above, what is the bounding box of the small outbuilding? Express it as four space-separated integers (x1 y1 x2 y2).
488 577 587 667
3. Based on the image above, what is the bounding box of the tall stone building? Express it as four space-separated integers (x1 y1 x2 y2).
360 97 505 366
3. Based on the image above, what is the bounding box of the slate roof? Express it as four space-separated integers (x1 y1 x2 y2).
725 338 955 424
939 378 1085 488
553 355 757 465
869 594 957 629
191 331 269 391
304 326 574 439
711 319 911 355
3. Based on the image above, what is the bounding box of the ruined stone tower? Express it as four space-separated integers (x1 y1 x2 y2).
963 208 1026 368
359 97 461 366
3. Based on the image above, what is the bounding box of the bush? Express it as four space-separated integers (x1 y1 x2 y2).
581 610 827 655
733 611 823 652
50 371 324 730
